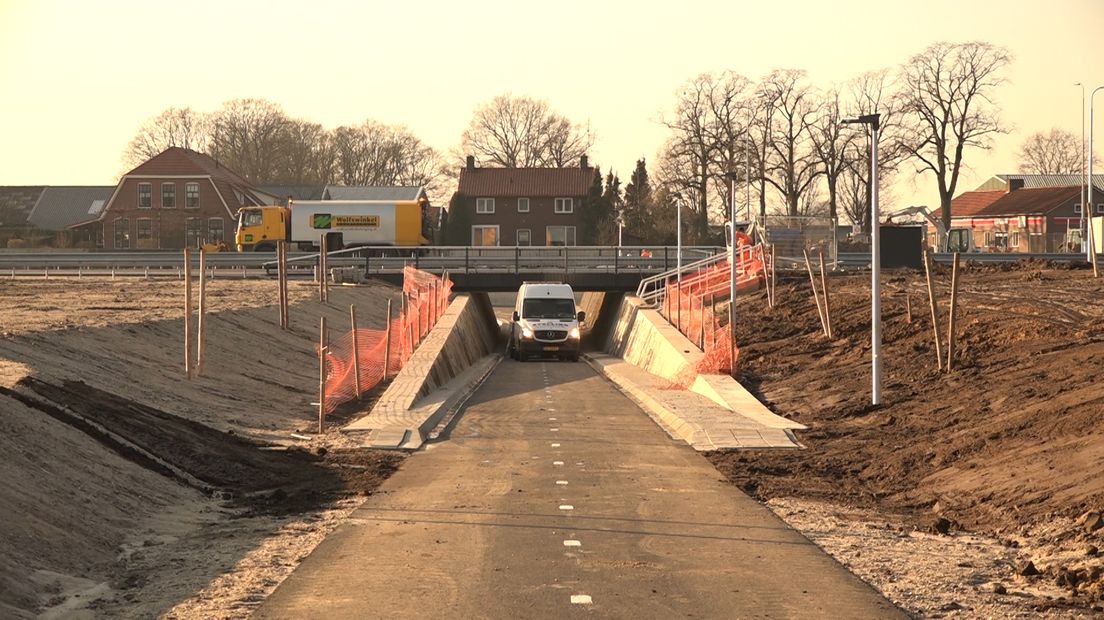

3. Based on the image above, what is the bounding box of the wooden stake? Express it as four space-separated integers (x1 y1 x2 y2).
905 292 913 324
184 248 193 380
770 244 777 308
923 249 943 370
197 248 207 376
319 316 327 433
698 296 706 350
383 298 393 380
818 248 833 339
350 304 361 399
319 235 328 302
946 252 961 372
803 249 828 337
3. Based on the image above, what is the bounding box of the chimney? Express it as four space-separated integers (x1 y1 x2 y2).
1009 178 1025 191
466 155 475 171
580 154 588 169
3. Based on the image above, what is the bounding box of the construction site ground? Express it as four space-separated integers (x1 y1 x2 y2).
2 264 1104 618
0 278 406 619
710 262 1104 618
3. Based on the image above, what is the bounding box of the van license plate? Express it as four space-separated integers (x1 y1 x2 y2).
543 346 559 351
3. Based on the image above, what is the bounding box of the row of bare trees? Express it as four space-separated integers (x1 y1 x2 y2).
653 41 1014 242
123 99 448 194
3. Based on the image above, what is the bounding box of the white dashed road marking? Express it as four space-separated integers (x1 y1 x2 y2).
571 594 593 604
559 505 574 510
556 480 568 485
553 461 564 465
563 540 581 547
551 443 560 447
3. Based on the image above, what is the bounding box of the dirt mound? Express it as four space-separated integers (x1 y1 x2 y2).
709 268 1104 602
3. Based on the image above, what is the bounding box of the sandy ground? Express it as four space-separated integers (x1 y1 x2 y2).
709 263 1104 617
0 277 404 618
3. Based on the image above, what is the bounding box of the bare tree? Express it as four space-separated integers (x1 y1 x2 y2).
272 119 334 185
810 89 855 223
209 99 291 184
1018 128 1090 174
760 69 822 216
331 120 445 192
897 41 1012 230
460 94 592 168
659 75 717 241
842 68 906 231
122 107 211 170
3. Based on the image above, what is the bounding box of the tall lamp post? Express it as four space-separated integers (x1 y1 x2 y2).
1077 83 1087 248
842 113 882 405
725 171 740 378
1089 86 1104 266
674 192 683 283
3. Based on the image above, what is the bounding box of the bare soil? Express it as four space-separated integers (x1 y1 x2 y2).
0 278 404 618
709 263 1104 615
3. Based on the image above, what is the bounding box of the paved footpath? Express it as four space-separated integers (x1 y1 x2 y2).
258 359 907 619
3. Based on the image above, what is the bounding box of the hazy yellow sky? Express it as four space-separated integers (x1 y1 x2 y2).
2 0 1102 209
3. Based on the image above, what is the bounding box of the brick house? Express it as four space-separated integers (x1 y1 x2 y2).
944 182 1101 252
453 155 593 246
71 147 276 250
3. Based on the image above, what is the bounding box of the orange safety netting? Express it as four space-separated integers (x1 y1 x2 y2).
660 242 769 376
322 266 453 414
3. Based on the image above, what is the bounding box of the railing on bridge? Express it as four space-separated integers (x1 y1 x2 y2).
276 245 727 277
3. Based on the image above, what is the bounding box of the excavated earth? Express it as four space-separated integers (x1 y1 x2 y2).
0 278 404 619
710 262 1104 616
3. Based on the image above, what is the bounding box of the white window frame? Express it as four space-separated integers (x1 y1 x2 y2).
185 217 203 249
137 183 152 209
1075 203 1083 214
114 217 130 249
161 182 176 208
208 217 225 243
185 182 200 209
554 197 573 214
136 217 153 243
517 197 530 213
476 197 495 214
546 225 577 246
517 228 531 246
471 224 499 246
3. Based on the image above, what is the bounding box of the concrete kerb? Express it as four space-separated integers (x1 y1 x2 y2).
596 293 805 450
343 293 500 450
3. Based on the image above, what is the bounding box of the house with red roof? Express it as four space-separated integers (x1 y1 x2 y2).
944 183 1099 252
451 155 594 246
71 147 277 250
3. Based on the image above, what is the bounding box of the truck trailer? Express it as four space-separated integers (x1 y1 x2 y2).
235 199 429 251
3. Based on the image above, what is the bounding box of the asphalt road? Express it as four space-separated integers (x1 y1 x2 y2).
257 359 905 619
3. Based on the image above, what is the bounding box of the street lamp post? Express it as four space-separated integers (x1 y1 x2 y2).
1077 83 1087 248
842 113 882 405
1089 86 1104 268
675 193 683 283
725 171 740 378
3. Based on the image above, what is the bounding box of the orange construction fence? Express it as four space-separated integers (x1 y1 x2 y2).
660 242 769 376
321 266 453 414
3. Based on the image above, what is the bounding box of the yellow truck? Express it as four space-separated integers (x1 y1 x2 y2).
235 199 429 251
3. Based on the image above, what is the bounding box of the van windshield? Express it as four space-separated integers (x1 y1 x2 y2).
523 298 575 320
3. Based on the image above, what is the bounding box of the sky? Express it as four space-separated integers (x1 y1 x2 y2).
1 0 1102 212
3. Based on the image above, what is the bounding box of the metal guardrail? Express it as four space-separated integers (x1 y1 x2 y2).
0 246 727 276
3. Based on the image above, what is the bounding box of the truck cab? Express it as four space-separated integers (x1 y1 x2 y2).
509 282 584 362
235 206 289 252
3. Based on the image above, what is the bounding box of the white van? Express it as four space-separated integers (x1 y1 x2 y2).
509 282 584 362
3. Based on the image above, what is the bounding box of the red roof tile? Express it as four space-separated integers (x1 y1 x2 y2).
944 190 1004 218
127 147 254 189
457 167 594 198
975 186 1082 216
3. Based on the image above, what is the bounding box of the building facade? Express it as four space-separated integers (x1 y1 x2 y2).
947 184 1096 252
72 147 276 250
454 156 593 246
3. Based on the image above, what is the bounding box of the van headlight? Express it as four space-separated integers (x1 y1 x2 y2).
569 327 580 339
522 327 534 339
